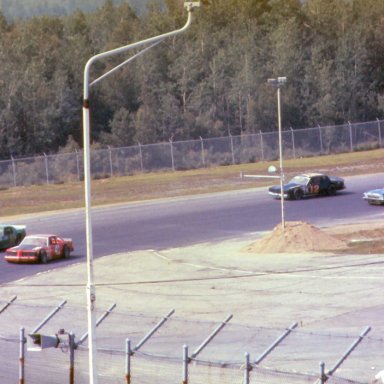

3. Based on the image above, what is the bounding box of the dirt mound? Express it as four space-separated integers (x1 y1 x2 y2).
245 221 347 254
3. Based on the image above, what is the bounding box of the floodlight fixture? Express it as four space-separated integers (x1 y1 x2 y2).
28 333 60 351
268 77 287 87
184 1 201 10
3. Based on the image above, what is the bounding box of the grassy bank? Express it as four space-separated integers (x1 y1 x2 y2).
1 149 383 217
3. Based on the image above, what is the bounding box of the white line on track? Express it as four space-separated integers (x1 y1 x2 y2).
151 250 383 281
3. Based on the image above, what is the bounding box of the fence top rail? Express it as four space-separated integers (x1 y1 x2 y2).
0 119 382 165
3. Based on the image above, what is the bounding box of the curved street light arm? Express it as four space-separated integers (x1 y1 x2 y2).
84 8 194 100
90 40 164 87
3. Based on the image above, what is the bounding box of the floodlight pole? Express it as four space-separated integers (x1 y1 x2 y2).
82 3 198 384
268 77 287 229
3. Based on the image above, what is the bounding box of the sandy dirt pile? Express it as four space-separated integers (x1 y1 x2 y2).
245 221 348 253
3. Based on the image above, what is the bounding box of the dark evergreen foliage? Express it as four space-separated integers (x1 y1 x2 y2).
0 0 148 20
0 0 383 158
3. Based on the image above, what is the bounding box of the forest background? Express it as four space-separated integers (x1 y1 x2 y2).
0 0 383 160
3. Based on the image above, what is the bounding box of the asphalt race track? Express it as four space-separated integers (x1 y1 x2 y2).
1 173 383 284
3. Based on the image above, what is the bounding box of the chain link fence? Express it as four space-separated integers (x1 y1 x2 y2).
0 119 383 189
0 299 380 383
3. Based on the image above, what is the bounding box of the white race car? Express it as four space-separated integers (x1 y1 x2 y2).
363 188 384 205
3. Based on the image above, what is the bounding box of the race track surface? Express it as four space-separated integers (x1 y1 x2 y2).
0 173 383 284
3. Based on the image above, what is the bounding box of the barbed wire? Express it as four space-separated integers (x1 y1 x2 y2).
1 256 382 289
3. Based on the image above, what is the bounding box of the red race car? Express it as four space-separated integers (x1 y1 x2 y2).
5 234 74 264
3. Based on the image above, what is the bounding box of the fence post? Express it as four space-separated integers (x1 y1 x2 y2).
229 133 235 165
169 138 175 171
319 361 327 384
31 300 67 334
259 130 264 161
290 127 296 158
75 150 81 181
255 322 298 365
126 338 131 384
69 333 75 384
191 314 233 359
11 155 17 187
327 326 371 378
318 124 324 154
133 309 175 352
108 146 113 177
77 303 116 346
0 295 17 315
244 352 250 384
138 142 144 173
348 121 353 151
182 344 188 384
199 136 206 167
44 153 50 184
19 327 25 384
377 118 382 147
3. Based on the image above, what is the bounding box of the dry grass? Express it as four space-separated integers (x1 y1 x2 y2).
1 148 384 217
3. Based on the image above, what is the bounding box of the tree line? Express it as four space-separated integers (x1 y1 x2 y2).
0 0 148 20
0 0 383 159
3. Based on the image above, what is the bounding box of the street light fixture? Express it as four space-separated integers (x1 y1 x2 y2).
28 330 76 384
267 76 287 229
82 3 199 383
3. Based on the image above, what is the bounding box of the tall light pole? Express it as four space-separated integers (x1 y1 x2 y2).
82 3 200 383
267 77 287 229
